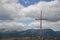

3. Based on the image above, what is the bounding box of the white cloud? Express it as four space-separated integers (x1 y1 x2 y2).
0 0 60 31
0 0 60 21
28 21 40 27
21 0 60 22
0 20 60 32
0 0 24 20
0 21 27 32
28 20 60 31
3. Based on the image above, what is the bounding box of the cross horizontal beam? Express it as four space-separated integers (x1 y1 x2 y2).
35 19 48 20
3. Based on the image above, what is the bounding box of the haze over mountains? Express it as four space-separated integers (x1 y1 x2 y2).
0 29 60 38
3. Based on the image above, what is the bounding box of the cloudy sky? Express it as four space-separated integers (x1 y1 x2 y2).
0 0 60 32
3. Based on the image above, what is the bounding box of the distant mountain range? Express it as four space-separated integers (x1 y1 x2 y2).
0 29 60 38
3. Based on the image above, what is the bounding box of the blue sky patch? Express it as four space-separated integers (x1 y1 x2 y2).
19 0 54 7
17 20 39 24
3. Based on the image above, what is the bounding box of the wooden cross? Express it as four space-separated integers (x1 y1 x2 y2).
35 10 47 40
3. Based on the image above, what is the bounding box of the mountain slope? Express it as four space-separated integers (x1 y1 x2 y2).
0 29 60 38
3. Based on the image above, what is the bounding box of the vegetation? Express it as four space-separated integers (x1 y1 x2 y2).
0 37 60 40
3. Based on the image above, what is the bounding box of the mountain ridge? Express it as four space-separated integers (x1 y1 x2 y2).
0 29 60 38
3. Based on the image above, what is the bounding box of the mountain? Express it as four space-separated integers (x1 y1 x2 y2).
0 29 60 38
56 31 60 37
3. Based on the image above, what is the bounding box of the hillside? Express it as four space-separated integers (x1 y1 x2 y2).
0 29 60 38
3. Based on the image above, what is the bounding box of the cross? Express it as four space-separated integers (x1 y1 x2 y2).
35 10 48 40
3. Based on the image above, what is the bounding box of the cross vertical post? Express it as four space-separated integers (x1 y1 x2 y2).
40 11 43 40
